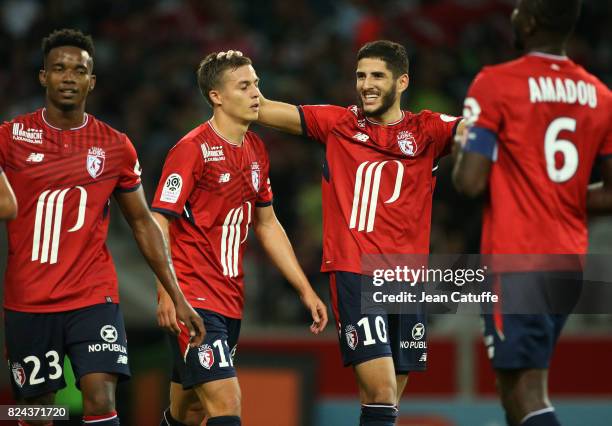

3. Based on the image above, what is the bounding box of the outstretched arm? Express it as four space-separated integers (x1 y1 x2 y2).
253 205 328 334
587 157 612 214
0 172 17 220
258 95 303 135
216 50 303 135
114 187 205 346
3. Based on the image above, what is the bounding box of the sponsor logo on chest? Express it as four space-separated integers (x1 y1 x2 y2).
12 123 43 144
87 147 106 178
397 130 418 156
201 142 225 162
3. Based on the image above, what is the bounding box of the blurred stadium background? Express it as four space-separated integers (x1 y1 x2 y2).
1 0 611 425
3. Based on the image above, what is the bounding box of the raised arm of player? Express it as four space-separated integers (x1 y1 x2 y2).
151 211 182 335
0 172 17 220
253 205 328 334
452 124 493 197
216 50 303 135
114 187 205 346
587 157 612 214
258 95 303 135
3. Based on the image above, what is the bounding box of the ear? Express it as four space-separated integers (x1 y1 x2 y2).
39 69 47 87
89 74 96 92
524 14 537 36
209 89 222 107
397 74 409 93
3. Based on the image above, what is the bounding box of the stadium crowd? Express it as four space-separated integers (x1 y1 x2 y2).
1 0 611 325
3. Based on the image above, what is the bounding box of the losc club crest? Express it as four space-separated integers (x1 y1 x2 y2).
397 131 417 157
345 325 358 350
87 147 106 179
251 162 261 192
198 344 215 370
11 362 26 388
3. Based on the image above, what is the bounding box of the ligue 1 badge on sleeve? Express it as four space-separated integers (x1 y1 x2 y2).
345 324 358 350
251 162 261 192
87 146 106 178
397 131 417 157
198 344 215 370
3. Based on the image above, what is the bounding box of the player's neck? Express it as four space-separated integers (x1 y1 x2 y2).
368 106 403 125
210 114 247 146
43 103 87 130
525 37 567 57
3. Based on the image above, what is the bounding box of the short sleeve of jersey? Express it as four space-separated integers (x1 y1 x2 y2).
464 69 502 133
599 90 612 158
115 135 142 192
423 110 461 158
0 122 10 172
256 144 274 207
152 140 204 217
298 105 347 144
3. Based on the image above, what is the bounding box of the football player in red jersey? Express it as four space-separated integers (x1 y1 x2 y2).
0 29 204 426
154 53 328 426
454 1 612 425
221 41 464 426
0 172 17 219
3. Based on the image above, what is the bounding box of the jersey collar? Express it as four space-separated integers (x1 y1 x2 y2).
365 111 405 127
207 121 244 147
527 52 569 61
41 108 89 131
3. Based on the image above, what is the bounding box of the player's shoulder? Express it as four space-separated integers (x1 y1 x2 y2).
472 57 526 85
1 109 41 131
87 114 129 144
306 104 357 120
245 129 265 147
172 122 210 150
407 109 459 126
572 63 612 96
328 105 369 127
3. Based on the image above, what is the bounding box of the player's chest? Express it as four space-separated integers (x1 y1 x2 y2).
196 146 263 203
9 134 122 189
332 123 434 160
329 129 435 183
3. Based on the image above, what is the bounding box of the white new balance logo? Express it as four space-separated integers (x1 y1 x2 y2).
220 202 252 277
26 153 44 163
32 187 88 264
349 161 404 233
353 133 369 142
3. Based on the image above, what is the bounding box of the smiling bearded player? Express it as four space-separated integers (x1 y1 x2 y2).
221 40 464 426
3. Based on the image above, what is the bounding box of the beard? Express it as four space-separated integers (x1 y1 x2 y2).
359 82 398 118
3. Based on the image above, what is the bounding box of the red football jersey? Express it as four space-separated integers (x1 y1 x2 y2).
299 105 460 273
465 53 612 255
151 121 273 319
0 109 142 312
